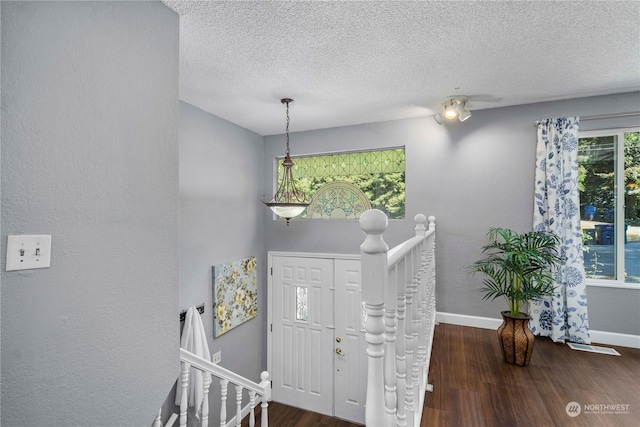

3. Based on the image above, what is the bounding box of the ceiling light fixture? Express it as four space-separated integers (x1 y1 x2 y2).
434 97 472 124
261 98 310 225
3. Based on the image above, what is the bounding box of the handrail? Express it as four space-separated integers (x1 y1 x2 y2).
387 215 435 266
387 234 430 267
179 348 271 399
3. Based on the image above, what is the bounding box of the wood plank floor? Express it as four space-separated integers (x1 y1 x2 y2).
248 323 640 426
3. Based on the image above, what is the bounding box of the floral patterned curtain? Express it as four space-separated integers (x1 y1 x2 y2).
529 117 591 343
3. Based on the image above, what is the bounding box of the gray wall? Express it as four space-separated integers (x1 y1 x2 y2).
1 2 179 426
179 102 265 421
264 92 640 336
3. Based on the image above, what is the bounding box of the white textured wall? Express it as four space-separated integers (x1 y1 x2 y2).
264 92 640 336
1 2 179 425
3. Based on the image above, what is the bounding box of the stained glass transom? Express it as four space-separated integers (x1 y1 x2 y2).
307 182 371 219
278 148 405 219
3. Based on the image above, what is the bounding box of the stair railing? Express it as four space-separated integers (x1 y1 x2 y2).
360 210 436 427
175 348 270 427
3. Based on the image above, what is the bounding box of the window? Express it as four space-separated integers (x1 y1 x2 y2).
278 148 405 220
578 129 640 284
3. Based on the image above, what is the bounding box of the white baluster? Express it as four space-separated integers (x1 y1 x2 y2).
426 217 436 394
411 249 421 414
235 384 243 427
202 371 211 427
152 408 162 427
404 252 415 427
384 264 397 426
248 390 256 427
417 244 428 387
395 258 407 427
180 361 189 427
220 379 228 427
365 302 386 426
259 371 270 427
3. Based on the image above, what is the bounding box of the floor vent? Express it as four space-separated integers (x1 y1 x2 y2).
567 342 621 356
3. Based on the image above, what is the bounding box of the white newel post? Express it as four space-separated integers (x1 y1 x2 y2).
180 361 190 427
259 371 270 427
360 209 389 427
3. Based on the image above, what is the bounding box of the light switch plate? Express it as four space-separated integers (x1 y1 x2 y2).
212 351 221 364
6 235 52 271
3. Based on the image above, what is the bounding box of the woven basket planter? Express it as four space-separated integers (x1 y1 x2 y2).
497 311 535 366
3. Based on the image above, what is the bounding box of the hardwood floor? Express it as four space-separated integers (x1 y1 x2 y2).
250 323 640 426
424 323 640 427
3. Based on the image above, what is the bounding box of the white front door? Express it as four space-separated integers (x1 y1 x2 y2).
270 256 334 416
334 259 366 424
269 254 366 424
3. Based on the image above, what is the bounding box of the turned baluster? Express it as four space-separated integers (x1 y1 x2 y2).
384 263 398 426
248 390 256 427
180 361 189 427
404 250 415 427
235 384 243 427
220 379 229 427
395 257 407 427
152 408 162 427
202 371 211 427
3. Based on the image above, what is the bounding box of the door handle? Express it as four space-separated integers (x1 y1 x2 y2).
335 347 344 356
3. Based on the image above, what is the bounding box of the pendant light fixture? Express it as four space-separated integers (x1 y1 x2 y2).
261 98 310 225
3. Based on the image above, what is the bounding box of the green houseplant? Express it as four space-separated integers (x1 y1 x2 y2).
470 227 562 366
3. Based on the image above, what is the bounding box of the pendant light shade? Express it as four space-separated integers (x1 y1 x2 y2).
261 98 310 225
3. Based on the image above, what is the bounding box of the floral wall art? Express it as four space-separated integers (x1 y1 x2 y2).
213 256 258 337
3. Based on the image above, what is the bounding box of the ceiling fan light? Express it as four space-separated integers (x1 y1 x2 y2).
434 113 443 125
458 109 472 122
443 103 458 120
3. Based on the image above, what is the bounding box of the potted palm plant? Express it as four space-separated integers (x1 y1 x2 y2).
470 227 562 366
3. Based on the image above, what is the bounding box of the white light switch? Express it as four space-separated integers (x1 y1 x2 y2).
212 351 221 364
6 235 52 271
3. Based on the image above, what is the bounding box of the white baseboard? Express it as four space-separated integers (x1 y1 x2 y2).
436 311 640 349
436 311 502 330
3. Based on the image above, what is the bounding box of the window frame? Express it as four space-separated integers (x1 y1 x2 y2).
579 127 640 290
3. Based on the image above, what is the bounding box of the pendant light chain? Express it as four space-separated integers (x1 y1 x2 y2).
285 100 291 156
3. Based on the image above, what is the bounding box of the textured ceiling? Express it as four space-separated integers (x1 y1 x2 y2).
163 1 640 136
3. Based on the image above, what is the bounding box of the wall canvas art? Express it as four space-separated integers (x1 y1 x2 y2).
213 256 258 337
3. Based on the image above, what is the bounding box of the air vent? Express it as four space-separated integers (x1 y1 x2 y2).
567 342 621 356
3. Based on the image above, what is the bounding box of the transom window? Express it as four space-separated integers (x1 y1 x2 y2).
578 129 640 284
277 147 405 220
